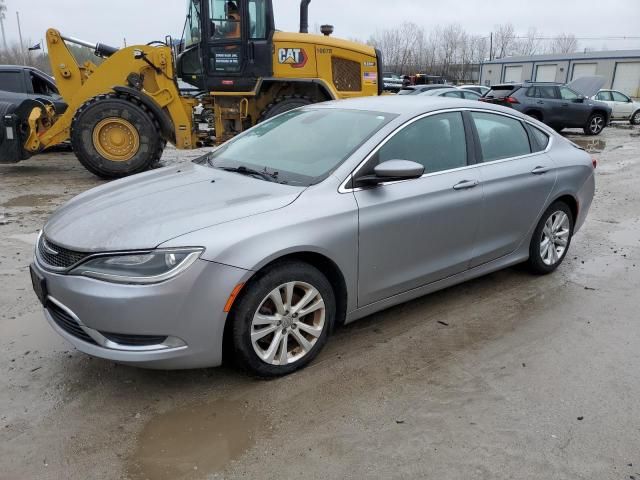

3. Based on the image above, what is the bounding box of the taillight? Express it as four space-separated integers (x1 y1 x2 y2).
592 157 597 169
505 96 520 104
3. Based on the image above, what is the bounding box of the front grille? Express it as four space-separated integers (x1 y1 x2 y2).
37 235 89 270
100 332 168 346
332 57 362 92
47 301 97 345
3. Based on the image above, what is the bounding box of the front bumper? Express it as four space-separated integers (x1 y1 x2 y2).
32 258 250 369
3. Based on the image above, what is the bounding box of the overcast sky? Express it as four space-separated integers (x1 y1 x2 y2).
2 0 640 51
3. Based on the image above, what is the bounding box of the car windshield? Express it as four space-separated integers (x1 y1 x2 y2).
203 108 397 186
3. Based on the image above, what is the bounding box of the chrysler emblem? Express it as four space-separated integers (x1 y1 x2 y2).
42 239 59 256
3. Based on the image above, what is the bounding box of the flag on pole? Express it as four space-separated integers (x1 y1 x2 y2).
28 42 41 51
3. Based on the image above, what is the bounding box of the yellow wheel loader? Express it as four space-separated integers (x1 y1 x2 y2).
0 0 383 178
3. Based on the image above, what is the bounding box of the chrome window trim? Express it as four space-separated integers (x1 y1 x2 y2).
338 107 554 194
46 296 187 352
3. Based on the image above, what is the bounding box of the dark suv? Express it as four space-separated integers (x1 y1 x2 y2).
480 81 611 135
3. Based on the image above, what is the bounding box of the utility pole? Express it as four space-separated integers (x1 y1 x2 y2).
16 10 26 64
0 0 8 51
489 32 493 61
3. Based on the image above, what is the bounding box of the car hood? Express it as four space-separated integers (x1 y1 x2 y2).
44 162 304 252
566 76 606 97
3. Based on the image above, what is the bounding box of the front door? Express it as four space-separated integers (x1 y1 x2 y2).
354 112 483 306
611 91 634 119
558 86 592 127
469 111 557 266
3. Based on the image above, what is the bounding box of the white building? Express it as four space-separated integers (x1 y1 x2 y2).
480 50 640 98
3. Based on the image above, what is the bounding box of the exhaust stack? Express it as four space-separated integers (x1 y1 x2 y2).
299 0 311 33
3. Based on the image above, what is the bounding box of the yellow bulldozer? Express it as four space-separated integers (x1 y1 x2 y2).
0 0 382 178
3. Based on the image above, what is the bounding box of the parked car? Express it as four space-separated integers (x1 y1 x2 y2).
397 84 448 95
31 96 595 376
383 72 405 92
458 84 490 96
419 87 482 100
479 77 611 135
592 89 640 125
0 65 67 114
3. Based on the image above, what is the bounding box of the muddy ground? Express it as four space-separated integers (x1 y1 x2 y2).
1 125 639 480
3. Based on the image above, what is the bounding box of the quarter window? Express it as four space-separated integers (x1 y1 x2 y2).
372 112 467 174
527 125 550 152
471 112 531 162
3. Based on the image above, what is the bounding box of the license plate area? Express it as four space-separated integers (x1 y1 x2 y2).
30 265 48 305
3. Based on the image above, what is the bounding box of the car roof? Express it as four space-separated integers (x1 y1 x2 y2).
310 95 531 119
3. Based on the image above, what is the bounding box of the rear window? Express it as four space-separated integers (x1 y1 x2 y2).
0 71 25 93
484 86 517 98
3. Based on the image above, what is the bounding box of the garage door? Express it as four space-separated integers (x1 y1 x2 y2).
613 62 640 98
536 64 557 82
503 66 523 83
572 63 597 80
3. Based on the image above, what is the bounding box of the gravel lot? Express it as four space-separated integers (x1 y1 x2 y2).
1 125 639 480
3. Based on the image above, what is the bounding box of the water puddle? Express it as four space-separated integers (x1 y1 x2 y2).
570 138 607 153
2 194 59 208
126 398 266 479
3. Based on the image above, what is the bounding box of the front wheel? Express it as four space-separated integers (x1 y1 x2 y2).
527 202 574 274
584 113 605 135
71 95 165 179
630 110 640 126
230 261 335 377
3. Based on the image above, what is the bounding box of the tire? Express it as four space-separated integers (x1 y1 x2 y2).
527 201 574 275
258 95 314 122
583 112 605 135
230 260 335 377
71 94 165 179
630 110 640 126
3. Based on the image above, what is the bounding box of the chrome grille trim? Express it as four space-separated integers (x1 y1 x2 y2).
35 231 90 272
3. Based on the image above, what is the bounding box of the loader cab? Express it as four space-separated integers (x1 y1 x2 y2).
178 0 275 91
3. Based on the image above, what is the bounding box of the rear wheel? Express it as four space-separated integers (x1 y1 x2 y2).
584 113 605 135
71 95 165 179
631 110 640 126
230 261 335 377
258 95 314 122
527 201 574 274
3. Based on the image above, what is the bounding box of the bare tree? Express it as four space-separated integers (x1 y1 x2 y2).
518 27 541 56
550 33 578 53
493 23 516 59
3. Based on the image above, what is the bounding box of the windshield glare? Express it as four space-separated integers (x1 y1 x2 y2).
204 109 396 186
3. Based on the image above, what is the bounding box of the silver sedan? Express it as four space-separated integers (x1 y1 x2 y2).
30 96 596 376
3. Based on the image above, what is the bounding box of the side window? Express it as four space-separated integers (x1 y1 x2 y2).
30 73 59 96
373 112 467 174
527 125 550 152
443 91 463 98
596 91 612 101
462 91 480 100
559 87 579 100
539 86 558 99
526 86 539 98
471 112 531 162
611 91 630 102
0 71 25 93
248 0 267 39
209 0 240 40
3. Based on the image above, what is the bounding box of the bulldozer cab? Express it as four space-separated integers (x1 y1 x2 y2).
178 0 275 91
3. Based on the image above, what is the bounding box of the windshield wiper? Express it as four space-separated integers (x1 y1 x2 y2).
216 165 279 182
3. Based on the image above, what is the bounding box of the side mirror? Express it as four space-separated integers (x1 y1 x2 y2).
355 160 425 186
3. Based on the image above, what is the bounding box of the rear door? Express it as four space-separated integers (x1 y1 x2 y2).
354 111 483 306
470 111 557 266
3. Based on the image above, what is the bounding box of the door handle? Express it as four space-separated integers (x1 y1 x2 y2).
531 166 549 175
453 179 479 190
536 100 544 104
561 103 569 107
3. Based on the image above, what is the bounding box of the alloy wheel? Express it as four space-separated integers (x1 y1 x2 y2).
540 211 571 266
632 111 640 125
589 115 604 134
250 281 326 365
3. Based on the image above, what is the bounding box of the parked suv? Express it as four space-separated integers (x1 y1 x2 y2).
0 65 67 114
480 78 611 135
592 89 640 125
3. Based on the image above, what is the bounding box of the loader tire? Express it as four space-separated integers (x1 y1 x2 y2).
258 95 314 122
71 94 165 179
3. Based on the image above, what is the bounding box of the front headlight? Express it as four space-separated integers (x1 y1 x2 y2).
70 248 203 284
